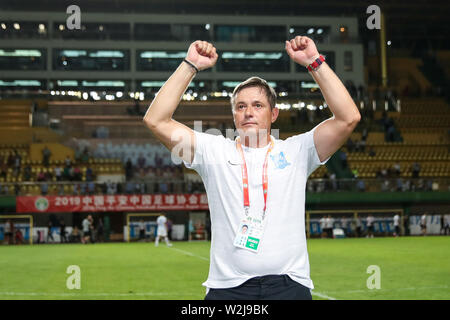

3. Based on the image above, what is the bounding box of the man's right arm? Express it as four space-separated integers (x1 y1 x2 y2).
143 41 218 164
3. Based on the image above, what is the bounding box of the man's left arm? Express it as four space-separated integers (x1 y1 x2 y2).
286 36 361 162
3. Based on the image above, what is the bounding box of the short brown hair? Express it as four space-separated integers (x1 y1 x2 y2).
230 77 277 112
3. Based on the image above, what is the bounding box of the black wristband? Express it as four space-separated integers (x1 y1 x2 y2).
183 59 199 73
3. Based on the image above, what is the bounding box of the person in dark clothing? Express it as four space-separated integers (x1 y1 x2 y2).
97 218 104 242
47 221 54 243
60 219 67 243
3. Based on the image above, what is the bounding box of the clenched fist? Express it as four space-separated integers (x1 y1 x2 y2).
185 40 218 71
285 36 320 67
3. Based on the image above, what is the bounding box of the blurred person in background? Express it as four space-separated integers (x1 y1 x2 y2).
155 213 172 247
82 215 92 244
47 221 54 243
366 214 375 238
97 218 104 242
393 213 400 237
420 213 427 236
42 146 51 166
4 219 14 245
60 218 67 243
138 219 146 241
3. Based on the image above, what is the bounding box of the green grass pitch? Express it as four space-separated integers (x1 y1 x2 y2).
0 236 449 300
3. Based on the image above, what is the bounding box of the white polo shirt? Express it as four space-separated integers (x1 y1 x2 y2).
184 126 329 290
156 215 168 236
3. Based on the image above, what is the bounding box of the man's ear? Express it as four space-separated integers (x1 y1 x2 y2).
271 107 279 123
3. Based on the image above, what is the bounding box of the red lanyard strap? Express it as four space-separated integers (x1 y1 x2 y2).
236 137 274 216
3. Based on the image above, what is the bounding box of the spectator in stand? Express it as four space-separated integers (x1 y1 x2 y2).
354 139 365 153
74 166 82 181
381 179 390 192
81 147 90 163
42 146 51 166
54 166 62 181
13 151 21 175
146 167 156 180
0 162 7 180
386 124 395 142
40 182 49 196
125 158 133 180
106 181 117 195
340 151 348 168
68 167 75 181
74 147 82 163
137 154 146 169
87 181 95 195
361 127 368 142
55 184 63 195
37 171 46 182
329 173 337 191
73 183 79 195
356 179 365 192
63 166 70 180
125 182 134 194
65 155 72 168
393 163 401 176
23 164 31 181
7 152 15 166
396 178 404 192
86 166 94 181
80 182 87 195
346 138 355 153
368 147 376 157
159 182 169 194
412 162 421 178
134 183 142 194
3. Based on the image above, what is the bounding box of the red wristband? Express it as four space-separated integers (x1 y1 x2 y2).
307 55 325 72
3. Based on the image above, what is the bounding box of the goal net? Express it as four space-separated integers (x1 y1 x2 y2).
125 213 161 242
306 209 404 238
0 215 33 245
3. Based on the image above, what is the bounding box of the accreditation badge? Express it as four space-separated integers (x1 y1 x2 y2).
233 215 266 253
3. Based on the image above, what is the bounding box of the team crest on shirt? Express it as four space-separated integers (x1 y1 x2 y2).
270 151 291 169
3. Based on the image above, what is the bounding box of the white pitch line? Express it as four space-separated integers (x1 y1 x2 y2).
167 246 338 300
311 291 338 300
324 285 449 294
167 246 210 261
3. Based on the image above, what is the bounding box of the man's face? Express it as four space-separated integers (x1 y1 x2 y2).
232 86 279 137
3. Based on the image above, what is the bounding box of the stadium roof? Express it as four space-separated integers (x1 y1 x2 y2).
1 0 449 50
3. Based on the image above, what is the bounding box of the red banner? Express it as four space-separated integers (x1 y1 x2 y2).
16 194 209 213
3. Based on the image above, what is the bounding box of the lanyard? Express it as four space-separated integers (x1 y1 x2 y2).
235 137 274 218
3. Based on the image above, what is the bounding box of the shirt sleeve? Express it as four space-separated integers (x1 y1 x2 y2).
304 125 330 177
183 130 223 177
